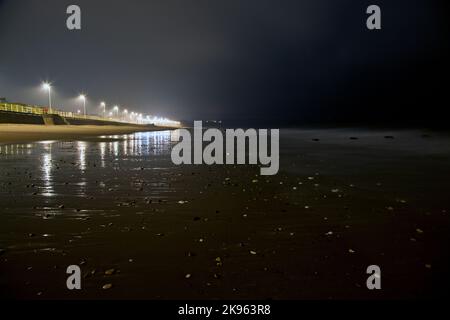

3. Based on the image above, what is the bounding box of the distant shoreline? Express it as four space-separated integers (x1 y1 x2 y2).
0 124 173 144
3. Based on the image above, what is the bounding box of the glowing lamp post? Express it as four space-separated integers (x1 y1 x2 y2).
42 82 52 113
100 102 106 117
79 94 86 117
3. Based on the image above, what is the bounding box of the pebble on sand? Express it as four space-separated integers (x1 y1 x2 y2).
102 283 113 290
185 273 192 279
104 269 116 275
250 250 257 255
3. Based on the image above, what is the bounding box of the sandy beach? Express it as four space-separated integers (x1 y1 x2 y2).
0 128 449 299
0 124 166 144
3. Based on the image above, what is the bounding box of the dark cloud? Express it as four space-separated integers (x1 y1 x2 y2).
0 0 448 126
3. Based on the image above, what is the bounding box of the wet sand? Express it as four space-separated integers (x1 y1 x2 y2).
0 124 165 143
0 129 449 299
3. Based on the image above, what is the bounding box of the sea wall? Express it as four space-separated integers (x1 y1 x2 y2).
0 110 160 131
0 110 45 124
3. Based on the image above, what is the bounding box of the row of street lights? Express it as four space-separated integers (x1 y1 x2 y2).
41 83 134 120
40 82 180 126
42 82 86 116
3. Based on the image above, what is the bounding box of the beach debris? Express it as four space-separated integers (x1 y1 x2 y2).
416 228 424 234
348 249 356 254
307 176 314 180
102 283 113 290
185 273 192 279
252 179 258 183
213 273 221 279
187 252 196 257
199 238 205 243
178 200 187 204
325 231 333 236
250 250 257 255
156 233 165 237
425 264 432 269
331 189 340 193
104 268 116 275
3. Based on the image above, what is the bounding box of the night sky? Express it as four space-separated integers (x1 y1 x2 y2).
0 0 448 126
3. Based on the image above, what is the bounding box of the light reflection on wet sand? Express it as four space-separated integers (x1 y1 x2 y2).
0 130 175 207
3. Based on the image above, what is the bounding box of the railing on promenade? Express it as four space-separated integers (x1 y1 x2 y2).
0 102 123 123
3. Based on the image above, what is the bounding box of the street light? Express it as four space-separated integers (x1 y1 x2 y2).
41 82 52 113
100 102 106 117
79 94 86 117
113 105 119 118
123 109 128 122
